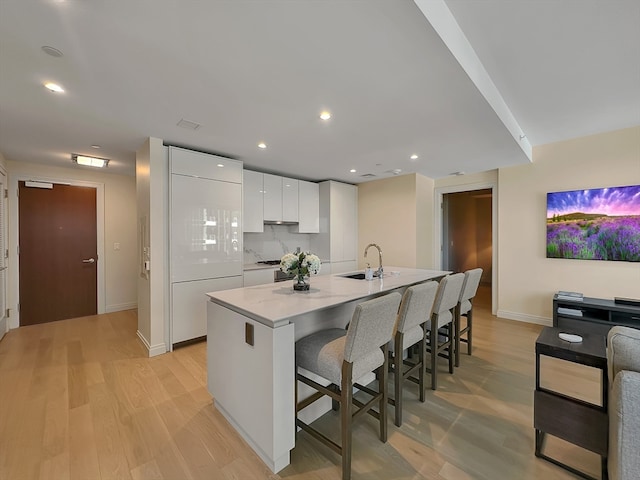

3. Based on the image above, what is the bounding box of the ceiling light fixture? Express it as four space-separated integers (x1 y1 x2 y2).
91 144 101 149
41 46 63 57
72 154 109 168
44 82 64 93
350 169 356 173
410 154 418 160
258 142 267 149
319 111 331 120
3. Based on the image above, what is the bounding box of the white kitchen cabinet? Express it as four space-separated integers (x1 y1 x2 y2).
244 268 276 286
170 146 242 182
263 174 282 222
282 177 298 222
264 174 299 223
243 170 264 233
310 181 358 265
293 180 319 233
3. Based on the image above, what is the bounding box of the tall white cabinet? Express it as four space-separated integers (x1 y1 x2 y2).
310 180 358 274
169 147 243 346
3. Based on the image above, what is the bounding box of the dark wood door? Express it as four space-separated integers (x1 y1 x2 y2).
18 182 97 325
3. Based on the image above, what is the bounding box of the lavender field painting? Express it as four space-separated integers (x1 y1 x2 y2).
546 185 640 262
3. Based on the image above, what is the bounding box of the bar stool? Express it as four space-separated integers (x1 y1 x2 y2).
295 292 402 480
455 268 483 367
388 281 438 427
425 273 465 390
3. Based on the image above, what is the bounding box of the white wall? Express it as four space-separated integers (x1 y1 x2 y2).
6 160 138 325
358 173 435 269
497 127 640 323
0 153 7 340
135 138 168 356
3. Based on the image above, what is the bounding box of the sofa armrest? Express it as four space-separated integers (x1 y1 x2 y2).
607 326 640 382
608 370 640 480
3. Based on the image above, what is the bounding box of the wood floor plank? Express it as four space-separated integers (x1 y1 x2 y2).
68 403 101 480
0 304 601 480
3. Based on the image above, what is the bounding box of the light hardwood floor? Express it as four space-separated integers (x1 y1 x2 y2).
0 300 601 480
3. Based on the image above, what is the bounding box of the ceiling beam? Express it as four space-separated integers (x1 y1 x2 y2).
414 0 532 161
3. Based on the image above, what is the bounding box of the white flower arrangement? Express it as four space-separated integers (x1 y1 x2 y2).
280 251 321 280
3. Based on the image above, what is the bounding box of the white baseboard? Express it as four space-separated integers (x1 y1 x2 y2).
497 309 552 327
106 302 137 313
136 330 167 357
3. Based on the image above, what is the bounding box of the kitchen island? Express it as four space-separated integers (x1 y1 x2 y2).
206 267 449 473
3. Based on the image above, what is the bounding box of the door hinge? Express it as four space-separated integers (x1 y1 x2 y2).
4 249 7 259
3 189 7 199
5 308 9 318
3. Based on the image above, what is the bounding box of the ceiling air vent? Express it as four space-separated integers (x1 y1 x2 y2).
177 118 202 130
360 173 376 178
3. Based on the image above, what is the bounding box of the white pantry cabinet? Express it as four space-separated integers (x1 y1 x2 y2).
243 170 264 233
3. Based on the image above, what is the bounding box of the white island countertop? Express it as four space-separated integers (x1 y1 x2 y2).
207 266 449 328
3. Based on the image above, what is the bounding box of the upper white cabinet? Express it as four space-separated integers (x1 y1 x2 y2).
310 180 358 263
263 174 283 222
170 146 242 182
243 170 264 233
263 173 299 223
293 180 319 233
282 178 299 222
244 170 318 230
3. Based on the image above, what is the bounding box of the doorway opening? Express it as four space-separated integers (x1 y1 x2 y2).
441 188 493 311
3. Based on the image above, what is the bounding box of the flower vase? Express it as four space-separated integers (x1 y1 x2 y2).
293 274 310 291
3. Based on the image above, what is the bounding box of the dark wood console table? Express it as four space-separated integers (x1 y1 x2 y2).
534 327 608 480
553 295 640 336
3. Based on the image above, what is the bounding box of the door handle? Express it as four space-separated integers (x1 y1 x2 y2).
82 258 95 263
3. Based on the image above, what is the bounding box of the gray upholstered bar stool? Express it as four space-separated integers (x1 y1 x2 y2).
425 273 465 390
388 281 438 427
455 268 483 367
295 292 402 480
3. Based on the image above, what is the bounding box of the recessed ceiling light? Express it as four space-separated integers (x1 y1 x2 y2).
258 142 267 149
452 171 465 176
72 154 109 168
91 144 101 149
350 169 356 173
410 154 418 160
319 111 331 120
41 46 63 57
217 163 224 167
44 82 64 93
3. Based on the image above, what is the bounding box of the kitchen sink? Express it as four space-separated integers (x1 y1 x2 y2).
340 272 367 280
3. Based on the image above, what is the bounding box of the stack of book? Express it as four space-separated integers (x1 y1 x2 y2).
557 291 584 302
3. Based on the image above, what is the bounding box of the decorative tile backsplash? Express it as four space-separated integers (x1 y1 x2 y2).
244 225 312 263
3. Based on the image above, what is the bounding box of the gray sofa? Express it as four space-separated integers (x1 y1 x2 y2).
607 326 640 480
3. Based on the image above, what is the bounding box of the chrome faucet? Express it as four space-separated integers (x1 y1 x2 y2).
364 243 383 278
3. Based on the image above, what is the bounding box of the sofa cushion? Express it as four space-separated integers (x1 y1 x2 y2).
608 370 640 480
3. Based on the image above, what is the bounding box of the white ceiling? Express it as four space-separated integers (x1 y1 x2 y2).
0 0 638 182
